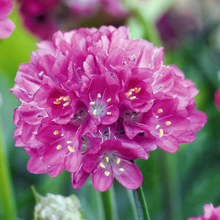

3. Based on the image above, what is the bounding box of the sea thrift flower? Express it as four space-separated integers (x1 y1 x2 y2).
215 90 220 111
11 26 207 191
17 0 127 39
188 203 220 220
0 0 15 38
34 193 85 220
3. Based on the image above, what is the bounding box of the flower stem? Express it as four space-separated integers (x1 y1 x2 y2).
133 185 151 220
0 118 17 220
100 188 115 220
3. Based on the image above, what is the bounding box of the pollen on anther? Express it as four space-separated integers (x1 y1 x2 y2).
59 96 65 100
100 162 106 168
67 141 72 144
107 112 111 115
54 130 59 135
119 168 124 172
155 125 160 129
116 158 121 164
129 96 136 100
134 87 141 93
107 98 111 103
104 171 110 176
90 101 96 105
157 108 163 113
165 121 171 126
68 146 75 152
39 71 44 76
56 145 62 150
106 157 109 162
53 100 60 105
63 96 70 101
125 92 132 97
63 102 70 107
159 129 164 137
97 93 101 98
93 109 97 116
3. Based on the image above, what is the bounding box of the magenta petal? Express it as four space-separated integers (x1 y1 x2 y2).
156 135 180 153
92 166 113 192
48 164 65 177
27 153 48 174
65 150 82 172
72 165 90 189
114 160 143 190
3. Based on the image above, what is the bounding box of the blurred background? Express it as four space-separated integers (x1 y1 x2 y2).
1 0 220 219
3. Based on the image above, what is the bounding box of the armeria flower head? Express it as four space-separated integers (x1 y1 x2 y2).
188 203 220 220
11 26 207 191
0 0 15 38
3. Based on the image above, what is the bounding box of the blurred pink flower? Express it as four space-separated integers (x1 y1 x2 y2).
11 26 207 191
215 90 220 111
0 0 15 38
188 204 220 220
17 0 127 39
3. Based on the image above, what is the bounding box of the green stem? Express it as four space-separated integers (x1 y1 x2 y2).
0 117 17 220
133 185 151 220
100 188 115 220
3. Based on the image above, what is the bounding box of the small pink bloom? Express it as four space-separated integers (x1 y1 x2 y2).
188 203 220 220
0 0 15 38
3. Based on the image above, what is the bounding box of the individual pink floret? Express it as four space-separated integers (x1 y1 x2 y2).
11 26 207 191
0 0 15 38
188 203 220 220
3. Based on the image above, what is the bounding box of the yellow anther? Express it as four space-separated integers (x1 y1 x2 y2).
59 96 65 100
63 102 70 107
106 157 109 162
90 101 96 105
93 109 97 116
116 158 121 164
134 87 141 93
129 88 135 92
54 130 59 135
97 93 101 98
129 96 136 100
100 162 106 168
107 112 112 115
63 96 70 101
165 121 171 126
159 129 164 138
155 125 160 129
119 168 124 172
56 145 62 150
125 92 132 97
157 108 163 113
66 141 72 144
53 100 61 105
39 71 44 76
107 98 111 103
104 171 110 176
68 146 75 152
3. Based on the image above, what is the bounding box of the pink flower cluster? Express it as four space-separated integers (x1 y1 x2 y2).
0 0 15 39
11 26 207 192
17 0 126 39
188 204 220 220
